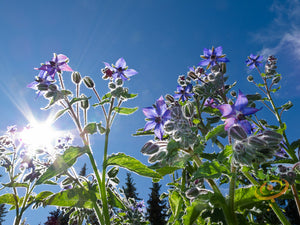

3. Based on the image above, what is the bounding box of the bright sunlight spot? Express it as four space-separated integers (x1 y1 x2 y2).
19 121 59 150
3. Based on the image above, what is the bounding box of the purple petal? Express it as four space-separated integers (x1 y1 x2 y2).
173 93 182 99
202 48 210 57
59 63 73 72
57 54 69 63
143 107 157 119
162 109 171 121
217 57 229 63
257 55 263 61
154 123 164 140
242 107 260 116
115 57 126 68
215 46 223 56
144 121 156 131
186 84 193 92
234 90 248 111
124 69 138 77
156 96 167 115
238 120 252 134
218 104 234 117
27 81 38 89
198 59 210 66
224 117 236 130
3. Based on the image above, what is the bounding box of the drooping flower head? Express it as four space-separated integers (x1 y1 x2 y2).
27 70 54 98
246 54 263 70
37 53 73 79
173 84 194 102
198 46 229 69
143 96 171 140
103 57 137 81
217 90 260 134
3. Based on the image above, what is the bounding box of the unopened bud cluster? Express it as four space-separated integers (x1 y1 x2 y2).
230 126 283 165
265 55 278 76
140 140 168 163
278 165 296 185
164 102 198 148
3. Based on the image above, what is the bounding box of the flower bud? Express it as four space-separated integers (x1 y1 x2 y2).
230 90 237 97
195 67 205 75
83 76 95 89
182 102 195 119
115 78 123 86
208 73 215 82
72 71 81 84
80 94 89 109
229 125 247 140
108 82 116 90
148 151 166 163
282 101 293 111
164 121 175 134
248 136 267 148
262 130 283 140
278 165 288 173
247 75 254 82
48 84 58 91
221 62 226 74
37 83 49 91
187 70 197 80
107 167 119 178
272 76 281 84
185 187 200 199
165 94 175 103
140 141 159 155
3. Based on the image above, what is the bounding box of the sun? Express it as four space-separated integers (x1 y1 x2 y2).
19 120 59 151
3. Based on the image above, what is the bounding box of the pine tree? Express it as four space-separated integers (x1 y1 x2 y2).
0 203 7 225
146 182 167 225
122 172 141 201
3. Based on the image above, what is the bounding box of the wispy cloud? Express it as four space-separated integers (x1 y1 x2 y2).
253 0 300 59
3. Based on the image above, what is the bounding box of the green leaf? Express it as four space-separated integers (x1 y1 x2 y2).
235 186 261 210
217 145 233 162
120 92 138 100
43 90 72 110
83 123 97 135
92 98 110 107
102 92 112 100
169 191 184 219
193 160 230 179
36 146 89 185
290 139 300 151
69 96 91 105
132 128 154 136
106 153 162 179
0 193 18 205
107 189 126 210
205 124 225 141
35 191 54 202
182 200 208 225
54 108 69 121
2 182 29 188
155 166 180 177
113 107 138 115
45 187 95 208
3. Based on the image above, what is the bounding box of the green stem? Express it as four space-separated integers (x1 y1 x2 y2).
270 202 291 225
228 165 238 224
291 184 300 218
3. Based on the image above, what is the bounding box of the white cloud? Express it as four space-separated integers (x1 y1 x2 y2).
257 0 300 59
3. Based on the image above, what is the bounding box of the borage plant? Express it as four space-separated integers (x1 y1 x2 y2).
136 46 300 225
0 54 161 225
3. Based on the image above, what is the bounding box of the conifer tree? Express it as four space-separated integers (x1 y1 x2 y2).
146 182 167 225
0 203 7 225
122 172 141 200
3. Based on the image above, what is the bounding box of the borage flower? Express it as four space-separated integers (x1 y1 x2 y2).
37 53 73 79
217 90 260 134
27 70 54 98
173 84 194 102
104 57 137 81
143 96 171 140
246 54 263 70
198 46 229 69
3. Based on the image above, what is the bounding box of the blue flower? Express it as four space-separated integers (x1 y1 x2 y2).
27 70 54 98
143 96 171 140
104 57 137 81
246 54 263 70
217 90 260 134
37 53 73 79
173 84 194 102
198 46 229 69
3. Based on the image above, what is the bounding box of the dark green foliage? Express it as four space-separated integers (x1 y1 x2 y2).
146 182 168 225
0 204 7 225
44 209 70 225
123 172 141 201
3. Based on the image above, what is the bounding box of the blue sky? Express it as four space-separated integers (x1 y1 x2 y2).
0 0 299 224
